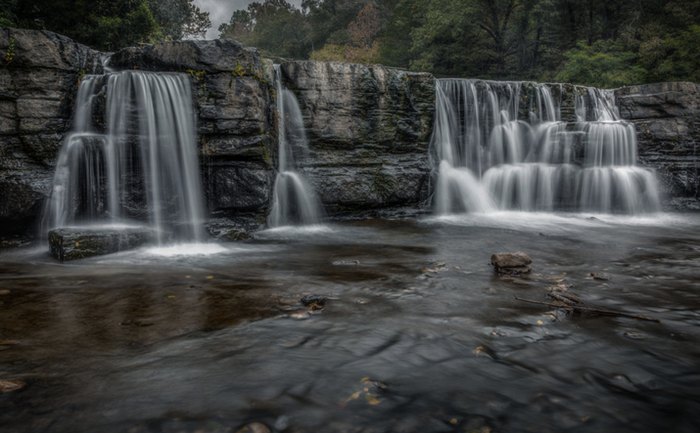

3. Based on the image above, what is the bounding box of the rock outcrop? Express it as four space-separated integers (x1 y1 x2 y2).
280 61 435 215
616 82 700 209
0 28 698 246
109 38 277 235
0 28 102 237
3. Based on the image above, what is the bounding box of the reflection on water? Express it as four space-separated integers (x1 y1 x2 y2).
1 215 699 432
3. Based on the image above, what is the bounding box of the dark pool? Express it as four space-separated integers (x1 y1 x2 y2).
1 213 699 433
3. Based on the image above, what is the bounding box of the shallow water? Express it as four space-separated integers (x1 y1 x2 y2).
1 214 699 433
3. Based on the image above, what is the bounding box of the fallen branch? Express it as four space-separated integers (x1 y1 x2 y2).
514 296 660 323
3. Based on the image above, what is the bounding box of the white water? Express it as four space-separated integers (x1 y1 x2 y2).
45 71 207 244
268 65 323 227
432 79 662 214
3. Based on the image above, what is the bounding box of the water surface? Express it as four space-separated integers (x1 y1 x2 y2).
1 214 699 432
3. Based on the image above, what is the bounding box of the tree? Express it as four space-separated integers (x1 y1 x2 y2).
0 0 17 27
309 1 383 63
6 0 210 51
555 41 646 88
148 0 211 40
220 0 312 59
348 2 381 48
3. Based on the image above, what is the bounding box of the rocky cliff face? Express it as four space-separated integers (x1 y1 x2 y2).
0 29 102 238
109 38 277 237
616 82 700 209
279 61 435 215
0 29 698 244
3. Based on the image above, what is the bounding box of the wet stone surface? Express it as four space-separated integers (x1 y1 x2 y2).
0 215 699 432
48 227 155 261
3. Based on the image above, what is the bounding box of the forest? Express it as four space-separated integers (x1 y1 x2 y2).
2 0 699 88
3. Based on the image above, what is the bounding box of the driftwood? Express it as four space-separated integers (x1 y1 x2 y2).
514 296 660 323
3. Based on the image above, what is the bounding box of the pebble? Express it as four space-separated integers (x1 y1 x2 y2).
235 422 270 433
300 294 327 310
288 310 310 320
0 379 26 393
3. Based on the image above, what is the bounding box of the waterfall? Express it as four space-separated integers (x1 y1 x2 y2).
431 79 661 214
46 71 206 243
268 65 323 227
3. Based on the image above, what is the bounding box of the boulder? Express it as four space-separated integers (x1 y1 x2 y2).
48 227 154 261
491 252 533 275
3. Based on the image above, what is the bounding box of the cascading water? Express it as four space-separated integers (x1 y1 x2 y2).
46 71 206 243
268 65 323 227
432 79 662 214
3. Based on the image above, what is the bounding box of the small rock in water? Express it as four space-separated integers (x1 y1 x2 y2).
274 416 290 431
120 319 155 327
332 259 360 266
589 272 610 281
288 310 310 320
623 331 646 340
0 289 10 295
490 252 532 275
421 261 448 273
300 294 327 310
235 422 271 433
0 379 26 393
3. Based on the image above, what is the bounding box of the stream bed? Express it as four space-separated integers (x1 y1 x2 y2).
1 213 699 433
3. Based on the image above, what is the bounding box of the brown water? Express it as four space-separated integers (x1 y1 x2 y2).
1 213 699 433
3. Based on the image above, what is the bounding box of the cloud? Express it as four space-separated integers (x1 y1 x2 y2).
194 0 303 39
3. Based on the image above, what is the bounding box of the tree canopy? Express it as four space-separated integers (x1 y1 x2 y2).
218 0 700 87
1 0 210 51
2 0 698 86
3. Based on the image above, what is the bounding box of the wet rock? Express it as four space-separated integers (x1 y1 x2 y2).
332 259 360 266
491 252 532 275
422 261 447 273
280 61 435 214
288 310 311 320
48 227 154 261
110 38 277 224
616 82 700 209
0 379 26 393
120 319 155 327
109 39 261 75
342 377 388 407
205 216 264 241
301 294 327 310
0 29 102 239
235 422 271 433
0 289 9 295
589 272 610 281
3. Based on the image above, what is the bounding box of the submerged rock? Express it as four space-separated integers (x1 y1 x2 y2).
0 379 26 393
301 294 327 310
235 423 271 433
491 252 532 275
48 227 154 261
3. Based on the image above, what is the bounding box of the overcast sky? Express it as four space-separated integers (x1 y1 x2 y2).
194 0 303 39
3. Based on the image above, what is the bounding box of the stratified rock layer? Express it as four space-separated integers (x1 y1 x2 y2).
0 28 102 236
0 28 698 245
280 61 435 215
109 38 277 233
616 82 700 209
